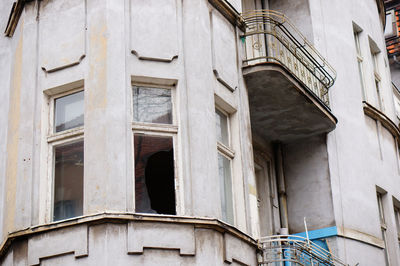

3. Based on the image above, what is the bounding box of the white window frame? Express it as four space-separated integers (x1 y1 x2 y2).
369 37 384 111
131 81 182 215
377 191 390 266
394 205 400 249
353 27 366 100
215 106 236 225
44 87 85 223
385 9 397 38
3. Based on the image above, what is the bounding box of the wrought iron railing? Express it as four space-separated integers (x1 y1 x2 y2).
258 235 347 266
241 10 336 107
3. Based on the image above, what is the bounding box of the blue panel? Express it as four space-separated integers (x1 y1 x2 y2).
292 226 338 240
313 239 329 250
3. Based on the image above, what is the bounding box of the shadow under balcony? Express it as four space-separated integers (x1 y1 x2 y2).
241 10 337 142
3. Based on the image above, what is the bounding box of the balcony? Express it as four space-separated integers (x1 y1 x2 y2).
258 235 346 266
241 10 337 142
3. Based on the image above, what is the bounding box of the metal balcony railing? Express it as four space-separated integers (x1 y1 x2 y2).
241 10 336 108
258 235 347 266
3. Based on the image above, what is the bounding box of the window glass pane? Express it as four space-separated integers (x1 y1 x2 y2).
134 134 175 215
377 193 385 224
54 91 84 133
395 208 400 233
218 153 234 224
216 109 229 146
385 12 396 38
354 32 361 55
53 140 84 221
133 87 172 124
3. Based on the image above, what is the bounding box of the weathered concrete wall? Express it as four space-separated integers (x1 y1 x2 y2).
0 0 15 242
0 219 257 266
307 0 400 264
1 0 399 264
269 0 314 42
283 135 335 233
0 0 255 262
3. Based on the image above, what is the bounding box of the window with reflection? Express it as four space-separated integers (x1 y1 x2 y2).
47 88 84 221
54 91 84 132
133 86 172 124
53 140 84 221
215 107 234 225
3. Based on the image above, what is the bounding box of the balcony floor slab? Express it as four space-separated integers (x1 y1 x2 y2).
243 63 337 142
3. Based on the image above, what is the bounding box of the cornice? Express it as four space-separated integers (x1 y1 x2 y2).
0 212 258 259
4 0 26 37
363 101 400 141
208 0 245 31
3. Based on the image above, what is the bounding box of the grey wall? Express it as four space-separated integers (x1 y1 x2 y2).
307 0 400 264
0 0 15 242
269 0 314 42
283 135 335 233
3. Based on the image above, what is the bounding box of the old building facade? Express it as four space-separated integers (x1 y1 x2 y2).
0 0 398 265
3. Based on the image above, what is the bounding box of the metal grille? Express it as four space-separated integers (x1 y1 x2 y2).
258 235 347 266
241 10 336 108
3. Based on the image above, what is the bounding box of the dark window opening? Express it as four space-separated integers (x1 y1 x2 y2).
134 134 176 215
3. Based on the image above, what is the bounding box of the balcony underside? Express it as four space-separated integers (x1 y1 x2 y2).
243 63 337 142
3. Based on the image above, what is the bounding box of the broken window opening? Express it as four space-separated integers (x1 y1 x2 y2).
134 134 176 215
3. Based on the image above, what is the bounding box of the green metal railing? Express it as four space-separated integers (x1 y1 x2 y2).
241 10 336 108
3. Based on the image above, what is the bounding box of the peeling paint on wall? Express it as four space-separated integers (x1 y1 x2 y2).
88 23 107 110
3 21 24 235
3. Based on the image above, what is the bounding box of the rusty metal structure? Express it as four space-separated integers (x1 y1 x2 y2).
241 10 336 107
258 235 347 266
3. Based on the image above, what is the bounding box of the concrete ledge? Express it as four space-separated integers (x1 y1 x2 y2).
337 226 385 249
0 212 258 259
363 101 400 142
208 0 245 31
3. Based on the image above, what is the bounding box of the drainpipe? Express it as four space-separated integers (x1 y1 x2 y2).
275 143 289 232
261 0 269 58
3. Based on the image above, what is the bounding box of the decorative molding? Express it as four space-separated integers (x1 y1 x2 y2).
41 55 86 74
130 0 179 63
210 10 238 92
363 101 400 142
337 226 385 249
131 50 178 63
27 225 88 265
39 0 86 73
224 233 256 265
214 70 236 92
127 222 195 255
4 0 24 37
0 213 258 259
